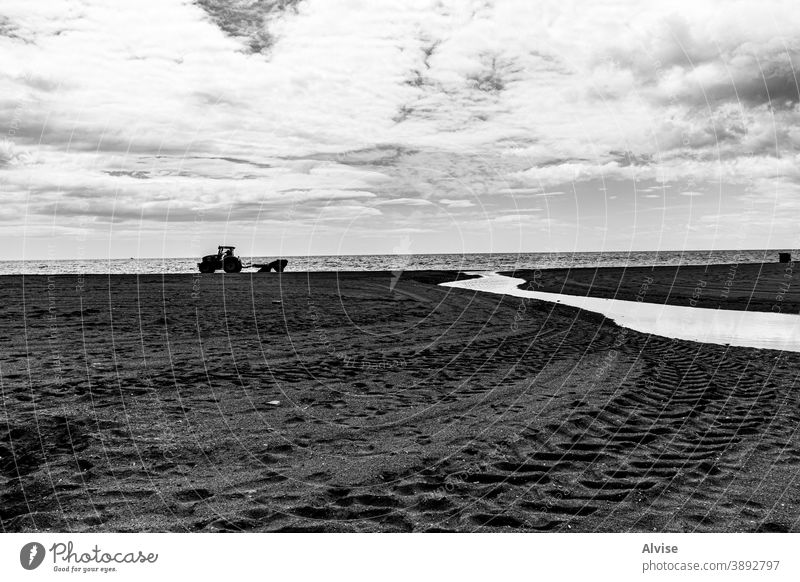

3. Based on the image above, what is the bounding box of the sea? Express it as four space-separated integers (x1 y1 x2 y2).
0 249 785 275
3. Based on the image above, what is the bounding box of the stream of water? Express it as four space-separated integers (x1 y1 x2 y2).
441 272 800 352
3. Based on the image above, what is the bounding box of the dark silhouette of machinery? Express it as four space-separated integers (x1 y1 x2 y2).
197 246 243 273
255 259 288 273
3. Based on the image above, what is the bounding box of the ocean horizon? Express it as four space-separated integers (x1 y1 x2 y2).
0 249 787 275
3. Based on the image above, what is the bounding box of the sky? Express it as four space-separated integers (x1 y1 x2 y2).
2 0 800 259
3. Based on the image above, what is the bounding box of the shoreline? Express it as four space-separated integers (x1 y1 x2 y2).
8 259 799 312
2 268 799 532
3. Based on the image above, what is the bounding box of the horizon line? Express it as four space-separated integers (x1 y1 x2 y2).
5 248 793 262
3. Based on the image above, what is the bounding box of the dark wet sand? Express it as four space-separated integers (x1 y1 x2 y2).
1 267 800 532
508 261 800 312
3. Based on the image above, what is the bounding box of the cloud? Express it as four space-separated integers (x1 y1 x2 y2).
313 205 381 221
0 139 35 167
376 198 433 206
3 0 800 255
194 0 304 54
492 213 540 224
440 198 474 208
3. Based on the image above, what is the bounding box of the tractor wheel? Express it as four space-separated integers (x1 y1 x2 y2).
199 262 215 273
223 257 242 273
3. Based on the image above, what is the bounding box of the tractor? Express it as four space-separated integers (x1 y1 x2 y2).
197 246 243 273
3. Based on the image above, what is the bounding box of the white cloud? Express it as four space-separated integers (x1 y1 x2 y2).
2 0 800 255
376 198 433 206
497 188 543 195
493 213 540 224
440 198 474 208
313 205 382 221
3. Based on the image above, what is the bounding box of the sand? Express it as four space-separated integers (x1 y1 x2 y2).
508 261 800 312
1 266 799 532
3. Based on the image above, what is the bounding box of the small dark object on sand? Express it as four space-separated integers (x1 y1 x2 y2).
779 252 791 263
257 259 288 273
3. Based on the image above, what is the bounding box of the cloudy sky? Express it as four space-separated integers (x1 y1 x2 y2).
2 0 800 259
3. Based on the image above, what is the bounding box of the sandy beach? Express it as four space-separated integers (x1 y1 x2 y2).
2 266 800 532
